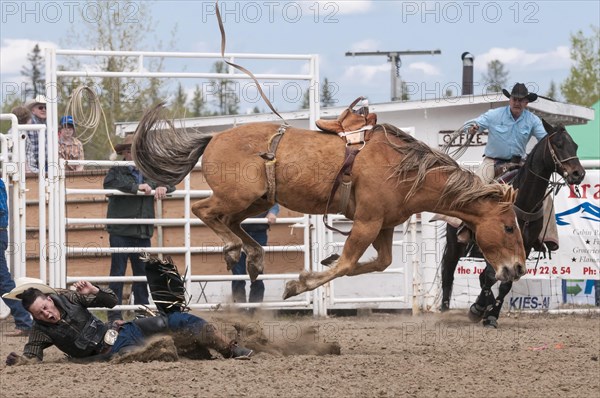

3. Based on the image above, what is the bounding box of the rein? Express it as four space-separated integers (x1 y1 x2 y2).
214 0 291 205
516 130 578 213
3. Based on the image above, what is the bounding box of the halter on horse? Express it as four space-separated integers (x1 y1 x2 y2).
440 119 585 327
132 103 527 300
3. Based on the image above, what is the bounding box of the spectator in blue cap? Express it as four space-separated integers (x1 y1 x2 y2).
58 116 85 172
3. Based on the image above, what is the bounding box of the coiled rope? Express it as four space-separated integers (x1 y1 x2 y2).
441 122 478 159
63 85 116 151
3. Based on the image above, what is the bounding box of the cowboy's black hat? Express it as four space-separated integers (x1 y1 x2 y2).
502 83 538 102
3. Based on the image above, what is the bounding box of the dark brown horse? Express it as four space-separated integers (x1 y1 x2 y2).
440 120 585 327
132 104 526 300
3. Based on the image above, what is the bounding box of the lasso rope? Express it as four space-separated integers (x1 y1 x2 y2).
441 122 478 159
63 85 115 150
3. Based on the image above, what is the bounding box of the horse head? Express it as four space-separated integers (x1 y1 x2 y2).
542 119 586 185
472 185 527 282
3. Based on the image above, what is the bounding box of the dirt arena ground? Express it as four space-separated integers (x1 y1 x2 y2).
1 310 598 398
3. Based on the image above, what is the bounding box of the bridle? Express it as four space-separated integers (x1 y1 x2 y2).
527 130 579 184
547 130 580 175
513 128 581 242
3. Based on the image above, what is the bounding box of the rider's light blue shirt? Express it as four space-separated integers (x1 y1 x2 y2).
468 106 547 160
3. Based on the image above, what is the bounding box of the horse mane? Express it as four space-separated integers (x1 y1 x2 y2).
378 123 512 210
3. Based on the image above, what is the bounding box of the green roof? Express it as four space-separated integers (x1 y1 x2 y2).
566 100 599 160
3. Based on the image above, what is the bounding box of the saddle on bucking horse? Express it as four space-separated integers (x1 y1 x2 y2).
316 96 378 141
316 97 378 235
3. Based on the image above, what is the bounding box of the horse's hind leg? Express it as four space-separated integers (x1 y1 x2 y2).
223 201 272 280
191 196 248 270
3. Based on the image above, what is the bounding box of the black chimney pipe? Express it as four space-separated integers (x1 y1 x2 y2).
461 52 474 95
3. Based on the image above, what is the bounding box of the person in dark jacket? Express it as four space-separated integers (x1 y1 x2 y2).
4 280 253 365
104 134 174 322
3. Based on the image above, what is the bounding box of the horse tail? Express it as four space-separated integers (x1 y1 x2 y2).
132 102 213 186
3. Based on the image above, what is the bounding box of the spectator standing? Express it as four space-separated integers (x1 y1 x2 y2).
57 116 85 172
10 106 32 125
10 106 33 171
24 95 48 173
103 134 174 322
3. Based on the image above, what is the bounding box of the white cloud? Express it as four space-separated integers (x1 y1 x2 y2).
1 38 58 74
342 62 389 84
329 1 373 14
408 62 441 76
475 46 571 71
348 39 381 53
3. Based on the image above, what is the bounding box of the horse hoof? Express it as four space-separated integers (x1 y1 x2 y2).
468 304 484 322
223 245 241 270
224 255 238 271
283 280 302 300
483 317 498 329
247 264 263 282
440 301 450 312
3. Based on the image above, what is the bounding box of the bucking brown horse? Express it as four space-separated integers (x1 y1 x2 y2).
132 103 526 300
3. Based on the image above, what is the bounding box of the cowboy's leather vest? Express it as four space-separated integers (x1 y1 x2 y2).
35 294 108 358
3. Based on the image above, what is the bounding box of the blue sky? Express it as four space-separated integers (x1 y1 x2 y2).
1 1 599 113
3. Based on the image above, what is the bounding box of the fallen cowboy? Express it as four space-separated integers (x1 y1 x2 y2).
3 259 254 365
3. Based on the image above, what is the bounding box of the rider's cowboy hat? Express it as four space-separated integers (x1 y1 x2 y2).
114 134 134 155
2 277 56 300
502 83 538 102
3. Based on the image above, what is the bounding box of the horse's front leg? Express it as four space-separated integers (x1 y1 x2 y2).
469 264 497 322
283 219 382 299
482 280 513 328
